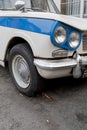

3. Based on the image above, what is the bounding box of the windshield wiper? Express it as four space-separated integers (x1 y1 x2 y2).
26 7 47 12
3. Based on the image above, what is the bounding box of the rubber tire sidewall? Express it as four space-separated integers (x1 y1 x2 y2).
8 44 39 96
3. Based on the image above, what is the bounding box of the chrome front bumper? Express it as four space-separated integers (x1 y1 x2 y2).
34 54 87 79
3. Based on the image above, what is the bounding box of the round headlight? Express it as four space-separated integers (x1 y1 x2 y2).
69 32 80 48
54 26 67 44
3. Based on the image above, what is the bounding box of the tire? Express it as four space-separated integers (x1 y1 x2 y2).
8 44 42 96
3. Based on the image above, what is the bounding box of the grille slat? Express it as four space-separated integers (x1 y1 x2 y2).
83 32 87 51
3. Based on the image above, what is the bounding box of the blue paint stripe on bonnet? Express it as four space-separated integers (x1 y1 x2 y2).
0 17 56 35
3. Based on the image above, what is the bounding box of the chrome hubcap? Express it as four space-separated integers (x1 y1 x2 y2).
12 55 31 88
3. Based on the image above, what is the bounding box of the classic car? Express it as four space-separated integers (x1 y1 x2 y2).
0 0 87 96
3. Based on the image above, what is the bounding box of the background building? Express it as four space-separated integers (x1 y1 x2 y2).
55 0 87 18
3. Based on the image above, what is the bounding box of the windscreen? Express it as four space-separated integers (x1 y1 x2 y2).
0 0 59 13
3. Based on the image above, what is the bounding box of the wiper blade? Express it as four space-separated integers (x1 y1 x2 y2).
32 7 47 12
25 7 47 12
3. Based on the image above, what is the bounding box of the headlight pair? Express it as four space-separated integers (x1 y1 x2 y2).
54 25 81 50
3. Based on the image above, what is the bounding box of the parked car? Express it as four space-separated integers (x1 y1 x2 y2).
0 0 87 96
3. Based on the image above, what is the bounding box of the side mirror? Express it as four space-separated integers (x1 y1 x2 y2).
15 0 25 10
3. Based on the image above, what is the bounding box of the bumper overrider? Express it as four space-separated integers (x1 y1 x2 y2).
34 53 87 79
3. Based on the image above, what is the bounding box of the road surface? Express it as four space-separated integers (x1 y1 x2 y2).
0 67 87 130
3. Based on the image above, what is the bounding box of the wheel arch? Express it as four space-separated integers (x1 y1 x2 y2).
5 36 34 65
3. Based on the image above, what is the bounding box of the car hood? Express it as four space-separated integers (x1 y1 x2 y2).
26 12 87 31
21 12 87 31
1 11 87 31
41 13 87 31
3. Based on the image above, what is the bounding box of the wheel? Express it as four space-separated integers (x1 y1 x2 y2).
8 44 42 96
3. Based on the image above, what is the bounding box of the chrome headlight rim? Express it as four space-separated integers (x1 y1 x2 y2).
69 31 81 49
54 26 67 44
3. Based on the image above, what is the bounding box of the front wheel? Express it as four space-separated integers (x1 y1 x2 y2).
8 44 42 96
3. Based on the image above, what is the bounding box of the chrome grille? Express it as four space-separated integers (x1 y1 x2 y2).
83 31 87 51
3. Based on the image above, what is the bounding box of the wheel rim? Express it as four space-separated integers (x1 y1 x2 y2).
12 55 31 89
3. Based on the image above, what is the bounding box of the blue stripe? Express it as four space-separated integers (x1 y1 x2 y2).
0 17 56 35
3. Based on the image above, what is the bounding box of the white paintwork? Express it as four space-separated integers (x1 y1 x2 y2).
0 26 59 60
0 10 86 67
0 25 85 64
0 11 87 30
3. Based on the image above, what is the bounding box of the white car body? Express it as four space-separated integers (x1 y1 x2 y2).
0 0 87 96
0 10 87 78
0 11 87 62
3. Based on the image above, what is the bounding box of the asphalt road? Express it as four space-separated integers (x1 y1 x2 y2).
0 66 87 130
